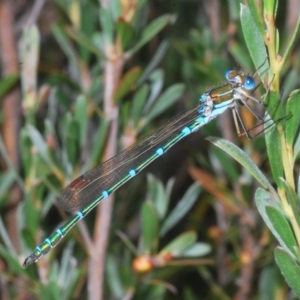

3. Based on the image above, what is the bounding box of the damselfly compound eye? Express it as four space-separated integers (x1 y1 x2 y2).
244 76 255 90
225 69 237 80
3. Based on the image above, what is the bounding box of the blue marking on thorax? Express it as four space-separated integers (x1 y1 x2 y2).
200 94 207 102
102 191 108 198
198 106 205 114
156 148 164 155
129 169 136 177
210 100 232 118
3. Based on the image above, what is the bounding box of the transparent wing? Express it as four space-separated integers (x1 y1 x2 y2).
57 101 205 212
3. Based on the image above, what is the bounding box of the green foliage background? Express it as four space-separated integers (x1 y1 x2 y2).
0 0 300 299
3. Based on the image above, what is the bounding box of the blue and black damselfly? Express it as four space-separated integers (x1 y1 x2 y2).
23 69 267 268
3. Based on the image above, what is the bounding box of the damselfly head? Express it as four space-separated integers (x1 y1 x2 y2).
226 69 257 91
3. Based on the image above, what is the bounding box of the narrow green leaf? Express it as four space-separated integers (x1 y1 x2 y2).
280 178 300 228
109 0 122 20
160 231 197 257
117 19 135 51
0 170 15 207
294 130 300 161
240 4 269 80
141 201 158 254
26 125 51 165
114 67 142 102
258 265 282 299
181 243 211 258
275 28 279 56
0 244 25 274
275 247 300 298
263 0 278 17
52 25 79 73
266 206 297 256
115 230 138 256
0 216 15 254
65 26 104 58
160 183 201 237
132 84 149 128
99 7 113 45
143 69 164 114
0 73 19 97
282 13 300 65
264 124 283 188
146 174 168 220
146 83 185 125
106 255 124 299
137 40 170 85
74 95 88 147
245 0 265 36
89 117 109 168
65 114 79 165
128 14 174 56
207 137 277 195
286 90 300 148
255 188 295 258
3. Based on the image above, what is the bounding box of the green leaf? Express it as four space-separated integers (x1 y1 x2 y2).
207 137 277 195
280 178 300 228
245 0 265 37
137 40 170 85
143 69 164 114
0 73 19 97
255 188 296 258
263 0 278 17
0 170 15 206
65 26 104 58
258 265 282 299
128 14 174 56
99 7 113 45
52 25 79 74
266 206 297 256
282 13 300 65
106 255 124 299
89 117 109 168
286 90 300 149
74 95 88 147
181 243 211 258
141 201 158 254
26 125 51 165
114 67 142 102
240 4 269 80
132 84 149 128
146 174 168 220
160 183 201 237
160 231 197 257
115 230 138 256
0 243 25 274
264 123 283 188
65 113 80 165
145 83 185 125
117 19 135 51
109 0 122 19
275 247 300 298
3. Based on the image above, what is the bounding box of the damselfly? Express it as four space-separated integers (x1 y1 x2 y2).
23 69 265 268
